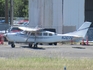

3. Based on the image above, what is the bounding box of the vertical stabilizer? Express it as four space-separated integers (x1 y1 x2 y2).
65 22 91 38
77 22 91 31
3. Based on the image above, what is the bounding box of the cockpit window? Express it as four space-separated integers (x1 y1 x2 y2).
31 33 35 36
26 31 28 34
49 33 53 36
37 32 42 36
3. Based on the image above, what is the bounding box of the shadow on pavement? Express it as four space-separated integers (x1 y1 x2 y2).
72 47 86 49
21 46 45 50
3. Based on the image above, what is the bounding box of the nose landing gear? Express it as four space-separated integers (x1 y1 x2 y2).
11 42 15 48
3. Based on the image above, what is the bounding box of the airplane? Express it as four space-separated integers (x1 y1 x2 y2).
4 21 91 48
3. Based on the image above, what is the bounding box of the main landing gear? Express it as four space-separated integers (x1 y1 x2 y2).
28 43 32 48
28 43 38 48
9 42 38 48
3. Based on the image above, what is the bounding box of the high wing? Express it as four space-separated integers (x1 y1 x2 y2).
18 27 43 32
18 26 44 46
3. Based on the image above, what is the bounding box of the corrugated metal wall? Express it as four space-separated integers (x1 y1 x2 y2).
53 0 63 33
29 0 53 28
63 0 85 30
29 0 85 34
29 0 63 33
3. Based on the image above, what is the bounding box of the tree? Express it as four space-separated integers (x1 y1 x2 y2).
14 0 28 17
0 0 28 17
0 0 5 17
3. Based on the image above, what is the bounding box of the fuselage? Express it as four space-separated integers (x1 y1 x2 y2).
5 31 82 43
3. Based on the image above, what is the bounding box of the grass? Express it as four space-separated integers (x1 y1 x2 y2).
0 57 93 70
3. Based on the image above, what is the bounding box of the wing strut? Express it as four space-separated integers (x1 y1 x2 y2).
25 31 38 48
34 32 38 48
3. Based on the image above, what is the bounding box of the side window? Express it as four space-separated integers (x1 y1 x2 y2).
43 33 48 36
37 32 42 36
49 33 53 36
31 33 35 36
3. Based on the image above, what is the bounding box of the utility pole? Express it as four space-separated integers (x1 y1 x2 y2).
62 0 64 33
5 0 9 24
10 0 13 25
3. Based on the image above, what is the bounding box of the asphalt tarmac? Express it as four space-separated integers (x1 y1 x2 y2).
0 42 93 58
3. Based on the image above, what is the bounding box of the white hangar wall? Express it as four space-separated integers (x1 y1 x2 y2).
63 0 85 33
29 0 85 33
29 0 53 28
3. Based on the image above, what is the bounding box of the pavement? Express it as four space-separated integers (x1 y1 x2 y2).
0 42 93 58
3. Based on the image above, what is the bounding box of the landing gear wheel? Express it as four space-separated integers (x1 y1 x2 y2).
11 43 15 48
54 42 57 45
49 43 53 45
34 43 38 48
29 43 32 48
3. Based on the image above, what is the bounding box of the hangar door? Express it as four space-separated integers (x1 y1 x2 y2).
85 0 93 24
85 0 93 40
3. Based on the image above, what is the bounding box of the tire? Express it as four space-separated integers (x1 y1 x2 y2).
11 44 15 48
54 42 57 45
49 43 53 45
34 43 38 48
40 43 43 45
28 43 32 48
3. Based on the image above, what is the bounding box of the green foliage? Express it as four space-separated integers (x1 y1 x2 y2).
0 0 5 17
14 0 28 17
0 57 93 70
0 0 28 17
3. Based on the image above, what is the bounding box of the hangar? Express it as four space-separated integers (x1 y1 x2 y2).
29 0 93 38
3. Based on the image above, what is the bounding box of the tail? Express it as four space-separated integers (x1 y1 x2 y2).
77 21 91 31
65 21 91 38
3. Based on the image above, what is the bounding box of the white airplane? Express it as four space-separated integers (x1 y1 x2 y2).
4 21 91 48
